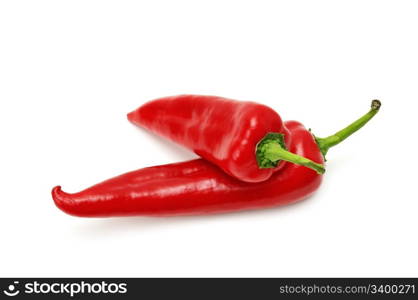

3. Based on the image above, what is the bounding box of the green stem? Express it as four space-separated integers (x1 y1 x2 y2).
256 133 325 174
315 100 381 157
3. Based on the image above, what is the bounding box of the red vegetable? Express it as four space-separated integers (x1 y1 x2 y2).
52 99 380 217
52 121 323 217
128 95 325 183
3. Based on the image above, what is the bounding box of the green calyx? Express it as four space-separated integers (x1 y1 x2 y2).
256 133 287 168
255 100 381 174
256 132 326 174
256 100 382 174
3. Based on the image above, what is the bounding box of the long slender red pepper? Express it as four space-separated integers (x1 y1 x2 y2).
127 95 326 183
52 101 380 217
52 121 323 217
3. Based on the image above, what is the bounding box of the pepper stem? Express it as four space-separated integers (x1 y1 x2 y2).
256 133 325 174
315 100 381 157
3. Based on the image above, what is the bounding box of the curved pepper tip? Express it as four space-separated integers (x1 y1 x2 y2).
52 186 65 207
52 185 61 196
52 185 62 197
51 186 78 216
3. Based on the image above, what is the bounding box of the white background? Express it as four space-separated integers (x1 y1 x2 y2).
1 0 417 277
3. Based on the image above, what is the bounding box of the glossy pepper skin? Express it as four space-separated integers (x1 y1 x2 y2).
127 95 325 183
52 121 323 217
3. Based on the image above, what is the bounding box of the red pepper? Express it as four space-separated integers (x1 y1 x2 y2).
52 121 323 217
52 100 380 217
127 95 326 183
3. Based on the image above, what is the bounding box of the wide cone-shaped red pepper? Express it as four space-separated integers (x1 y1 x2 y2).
128 95 326 183
52 100 380 217
52 121 323 217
